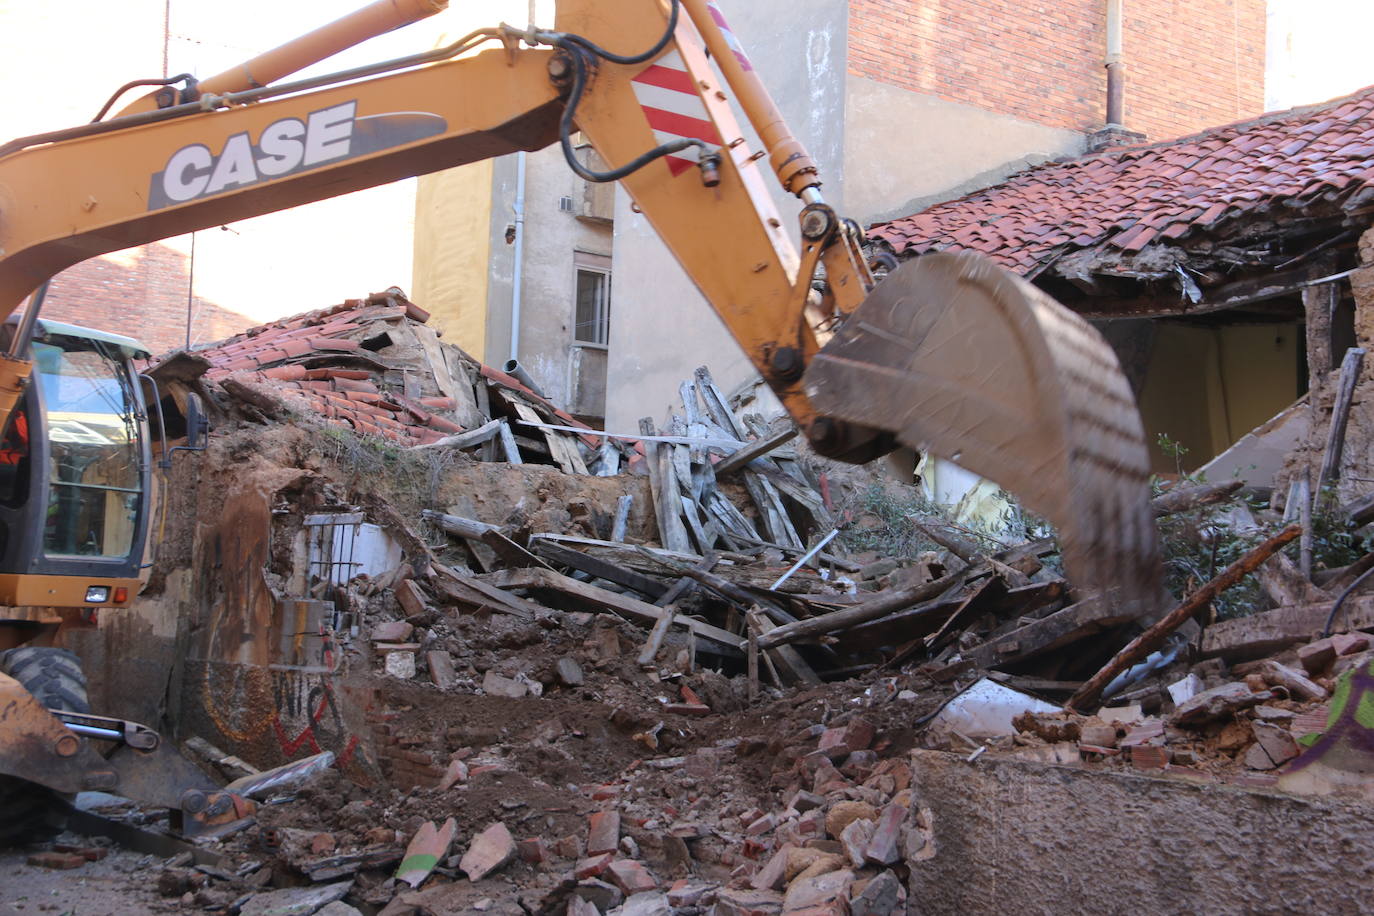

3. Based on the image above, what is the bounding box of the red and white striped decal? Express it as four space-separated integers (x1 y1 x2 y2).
706 1 754 72
630 49 723 178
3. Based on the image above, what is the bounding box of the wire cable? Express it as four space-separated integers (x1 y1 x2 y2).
91 74 197 123
1323 564 1374 638
530 0 714 184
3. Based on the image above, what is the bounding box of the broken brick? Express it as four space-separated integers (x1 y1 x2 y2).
1131 745 1171 770
1332 632 1371 656
1246 720 1300 770
607 858 658 895
741 837 770 860
863 802 908 866
27 852 85 870
552 834 584 860
750 843 794 891
394 579 429 617
744 812 777 836
712 887 784 916
587 810 621 855
668 878 719 907
459 822 515 881
575 853 614 879
1298 639 1338 675
518 838 549 865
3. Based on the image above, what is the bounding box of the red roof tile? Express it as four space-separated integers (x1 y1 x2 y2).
186 288 590 449
869 85 1374 274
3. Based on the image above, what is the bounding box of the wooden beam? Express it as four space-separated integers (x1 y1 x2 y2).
481 567 744 653
959 597 1136 671
1316 347 1366 499
531 539 669 601
1072 264 1345 320
1200 595 1374 660
756 567 970 649
1151 480 1244 518
410 418 503 451
423 510 548 569
430 563 544 620
712 428 798 476
748 609 822 686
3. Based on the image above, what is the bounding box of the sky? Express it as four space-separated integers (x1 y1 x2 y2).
1266 0 1374 110
0 1 546 332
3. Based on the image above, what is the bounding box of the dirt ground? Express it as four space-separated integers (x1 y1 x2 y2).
0 844 176 915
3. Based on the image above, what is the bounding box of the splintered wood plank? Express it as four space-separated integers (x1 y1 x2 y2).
961 598 1137 671
441 348 485 429
484 567 743 653
515 402 586 474
496 419 522 464
748 609 822 686
640 418 693 553
431 563 544 620
531 539 669 601
713 428 798 477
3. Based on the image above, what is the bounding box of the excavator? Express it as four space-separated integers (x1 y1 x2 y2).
0 0 1162 842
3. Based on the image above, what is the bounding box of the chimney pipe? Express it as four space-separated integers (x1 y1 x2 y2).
1105 0 1125 127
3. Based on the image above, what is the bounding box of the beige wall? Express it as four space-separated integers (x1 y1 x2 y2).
1137 322 1301 473
413 161 495 361
843 75 1086 224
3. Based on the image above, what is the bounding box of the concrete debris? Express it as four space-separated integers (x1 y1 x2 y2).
238 882 353 916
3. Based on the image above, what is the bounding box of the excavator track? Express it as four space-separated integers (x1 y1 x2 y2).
805 252 1163 616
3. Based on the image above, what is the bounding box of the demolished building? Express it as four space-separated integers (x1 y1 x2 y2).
17 88 1374 916
871 83 1374 501
20 250 1365 912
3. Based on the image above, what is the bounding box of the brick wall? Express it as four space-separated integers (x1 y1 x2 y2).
42 245 254 356
848 0 1266 142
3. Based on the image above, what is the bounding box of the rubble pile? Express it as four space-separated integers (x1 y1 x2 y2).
17 289 1374 914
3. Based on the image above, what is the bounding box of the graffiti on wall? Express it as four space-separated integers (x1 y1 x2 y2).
1278 659 1374 798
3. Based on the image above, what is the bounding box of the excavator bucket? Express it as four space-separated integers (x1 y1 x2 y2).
805 252 1163 616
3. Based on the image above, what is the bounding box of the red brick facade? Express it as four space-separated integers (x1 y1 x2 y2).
848 0 1266 142
41 245 253 356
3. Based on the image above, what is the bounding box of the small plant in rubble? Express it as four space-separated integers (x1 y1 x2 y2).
1153 430 1370 618
314 425 456 521
838 482 1035 561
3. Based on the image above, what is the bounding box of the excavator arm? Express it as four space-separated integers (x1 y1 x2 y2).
0 0 1161 609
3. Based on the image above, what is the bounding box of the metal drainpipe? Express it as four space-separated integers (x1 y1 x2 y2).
509 150 527 363
509 0 536 364
1105 0 1125 127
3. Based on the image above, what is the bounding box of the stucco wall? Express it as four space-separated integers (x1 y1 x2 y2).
844 74 1085 224
413 160 495 361
500 147 615 411
603 0 849 432
1135 322 1301 472
908 749 1374 914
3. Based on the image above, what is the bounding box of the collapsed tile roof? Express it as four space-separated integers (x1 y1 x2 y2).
192 289 598 448
869 85 1374 277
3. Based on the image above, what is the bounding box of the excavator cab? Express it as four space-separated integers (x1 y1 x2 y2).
0 320 150 617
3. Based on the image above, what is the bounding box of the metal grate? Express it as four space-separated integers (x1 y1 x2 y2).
303 512 364 594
